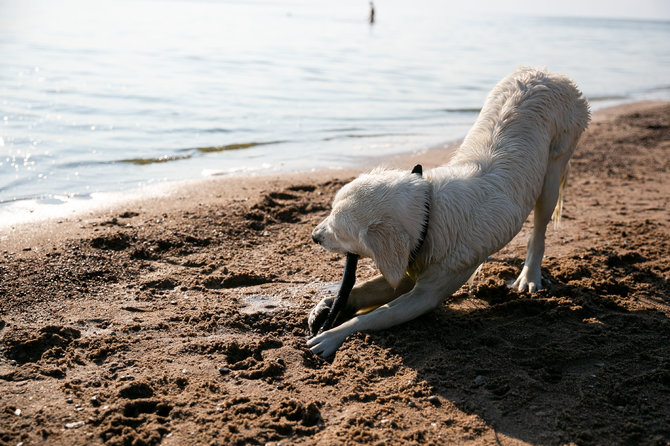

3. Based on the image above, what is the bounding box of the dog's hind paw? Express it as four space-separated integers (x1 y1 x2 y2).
511 265 544 293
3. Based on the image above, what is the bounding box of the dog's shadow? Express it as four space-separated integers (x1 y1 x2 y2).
367 256 670 445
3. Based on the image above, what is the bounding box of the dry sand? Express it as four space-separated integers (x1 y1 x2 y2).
1 101 669 445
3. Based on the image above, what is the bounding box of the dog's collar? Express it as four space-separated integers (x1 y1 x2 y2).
408 164 431 267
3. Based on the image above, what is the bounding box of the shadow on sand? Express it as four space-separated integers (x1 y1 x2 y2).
368 254 670 445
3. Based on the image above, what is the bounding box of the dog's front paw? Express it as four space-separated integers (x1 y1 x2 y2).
308 297 334 336
511 265 544 293
307 328 347 358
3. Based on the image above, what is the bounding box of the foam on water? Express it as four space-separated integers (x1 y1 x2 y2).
0 181 183 229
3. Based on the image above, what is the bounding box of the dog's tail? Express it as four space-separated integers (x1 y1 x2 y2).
551 162 570 229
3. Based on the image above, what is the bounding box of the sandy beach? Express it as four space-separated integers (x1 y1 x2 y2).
1 101 669 445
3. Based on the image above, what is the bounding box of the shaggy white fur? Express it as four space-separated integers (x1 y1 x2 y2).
308 67 590 358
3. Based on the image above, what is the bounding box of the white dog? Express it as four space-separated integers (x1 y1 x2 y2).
308 67 590 358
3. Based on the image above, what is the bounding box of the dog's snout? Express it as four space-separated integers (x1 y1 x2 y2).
312 227 323 245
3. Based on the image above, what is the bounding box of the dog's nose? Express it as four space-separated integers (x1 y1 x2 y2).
312 232 321 244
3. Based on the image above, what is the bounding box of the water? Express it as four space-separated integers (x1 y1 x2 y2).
1 0 670 225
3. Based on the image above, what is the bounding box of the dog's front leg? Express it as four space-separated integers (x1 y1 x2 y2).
308 275 414 335
307 266 474 358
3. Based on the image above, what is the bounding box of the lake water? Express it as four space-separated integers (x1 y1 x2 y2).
1 0 669 225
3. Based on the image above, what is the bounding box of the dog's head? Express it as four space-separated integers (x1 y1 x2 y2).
312 168 430 288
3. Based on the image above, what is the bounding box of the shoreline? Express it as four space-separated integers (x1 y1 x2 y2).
1 100 669 445
1 95 663 235
2 99 662 253
1 136 461 255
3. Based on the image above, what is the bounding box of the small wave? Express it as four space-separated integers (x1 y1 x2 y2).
323 132 417 141
156 127 234 135
442 107 481 113
641 85 670 93
120 154 192 165
202 127 235 134
194 140 284 153
323 127 364 133
587 95 629 102
58 140 285 168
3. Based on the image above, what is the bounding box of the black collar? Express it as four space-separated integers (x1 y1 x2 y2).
408 164 431 267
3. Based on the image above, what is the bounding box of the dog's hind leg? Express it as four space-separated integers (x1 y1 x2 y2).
348 274 415 312
512 155 572 292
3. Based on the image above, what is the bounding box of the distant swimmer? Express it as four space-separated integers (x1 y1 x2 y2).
369 2 375 24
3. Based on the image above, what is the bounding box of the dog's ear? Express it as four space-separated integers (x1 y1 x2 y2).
361 221 410 288
411 164 423 177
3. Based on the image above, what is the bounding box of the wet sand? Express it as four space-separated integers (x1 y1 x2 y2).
1 101 669 445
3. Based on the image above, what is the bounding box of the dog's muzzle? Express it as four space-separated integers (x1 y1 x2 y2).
312 227 323 245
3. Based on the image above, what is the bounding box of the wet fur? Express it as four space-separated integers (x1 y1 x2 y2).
308 68 590 357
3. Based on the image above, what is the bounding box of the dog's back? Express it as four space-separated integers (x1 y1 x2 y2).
458 68 589 162
462 68 589 155
424 68 589 270
452 67 588 210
